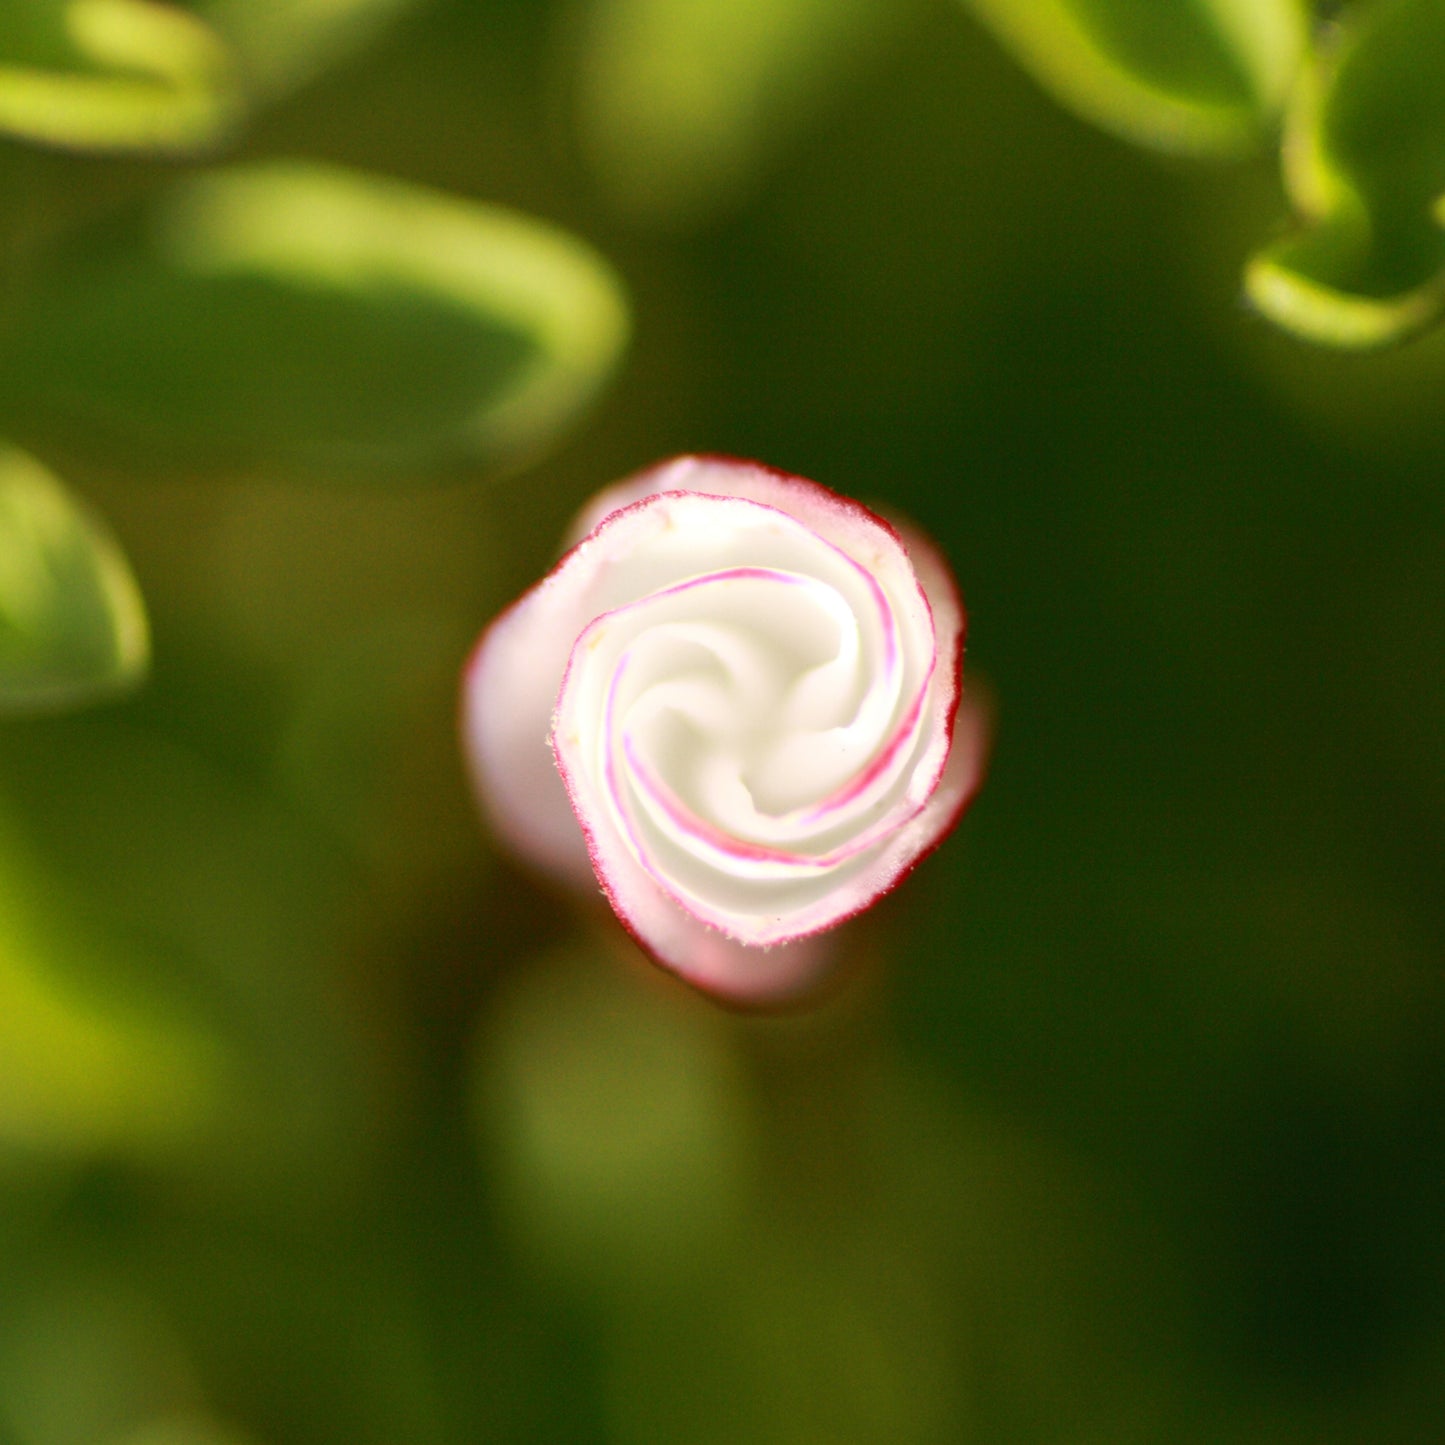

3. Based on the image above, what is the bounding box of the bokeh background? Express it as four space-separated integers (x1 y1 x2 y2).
2 2 1443 1442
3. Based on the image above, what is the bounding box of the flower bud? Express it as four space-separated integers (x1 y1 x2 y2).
463 456 987 1003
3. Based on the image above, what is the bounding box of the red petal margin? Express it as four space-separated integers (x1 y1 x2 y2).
461 455 988 1005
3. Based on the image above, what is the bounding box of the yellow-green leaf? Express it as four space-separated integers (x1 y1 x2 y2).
1246 0 1445 348
0 446 148 713
960 0 1307 156
0 810 222 1156
0 714 375 1192
0 0 240 154
3 160 630 478
475 942 753 1289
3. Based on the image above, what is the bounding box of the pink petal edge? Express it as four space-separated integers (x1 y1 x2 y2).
462 455 986 1005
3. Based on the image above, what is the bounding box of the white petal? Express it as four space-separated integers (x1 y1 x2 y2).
462 455 983 1004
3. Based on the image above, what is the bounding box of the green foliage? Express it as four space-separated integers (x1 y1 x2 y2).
0 0 240 154
958 0 1308 156
573 0 1445 347
1247 0 1445 348
0 807 222 1155
1 161 630 477
0 4 1442 1445
0 0 421 156
954 0 1445 348
475 942 753 1292
0 0 630 713
0 704 387 1192
0 446 148 713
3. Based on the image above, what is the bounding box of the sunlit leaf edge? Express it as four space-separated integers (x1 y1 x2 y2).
959 0 1306 158
5 160 631 479
0 446 150 714
1243 6 1445 350
1244 237 1445 349
0 812 225 1157
0 0 243 156
177 161 633 475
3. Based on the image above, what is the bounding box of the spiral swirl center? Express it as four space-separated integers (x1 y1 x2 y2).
556 503 939 927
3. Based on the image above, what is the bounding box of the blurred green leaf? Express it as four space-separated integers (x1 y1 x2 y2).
0 809 224 1156
196 0 415 103
0 0 239 153
474 941 754 1293
0 445 148 713
1246 0 1445 348
574 0 913 228
960 0 1307 156
2 159 630 478
0 706 379 1195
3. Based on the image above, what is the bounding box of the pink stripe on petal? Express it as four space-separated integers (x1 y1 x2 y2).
621 733 818 871
599 655 676 894
645 564 814 595
471 456 985 1004
802 652 935 822
617 710 948 894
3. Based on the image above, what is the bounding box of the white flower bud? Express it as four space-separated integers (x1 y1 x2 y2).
463 456 987 1003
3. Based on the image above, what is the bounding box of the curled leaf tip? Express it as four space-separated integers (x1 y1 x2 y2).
0 445 149 714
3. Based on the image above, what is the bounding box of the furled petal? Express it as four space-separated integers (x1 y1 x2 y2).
462 455 986 1003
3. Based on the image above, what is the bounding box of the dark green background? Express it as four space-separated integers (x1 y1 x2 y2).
2 2 1442 1442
